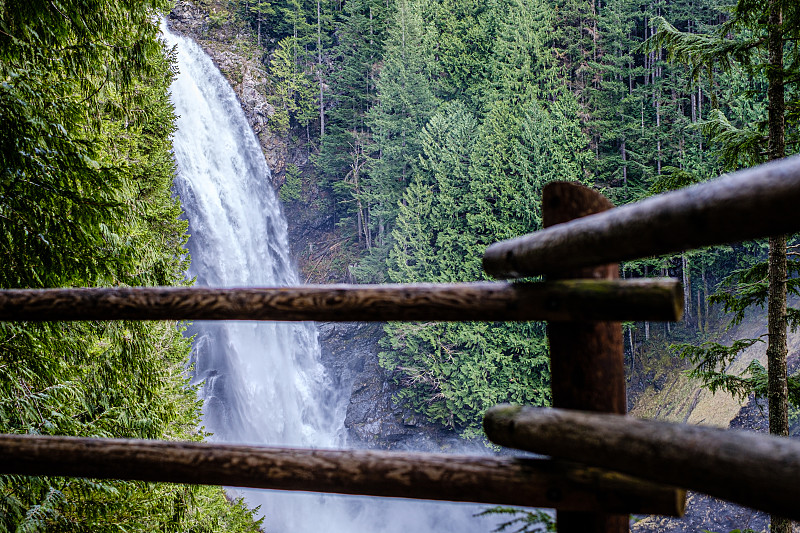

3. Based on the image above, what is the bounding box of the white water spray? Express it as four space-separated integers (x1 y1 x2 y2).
163 22 500 533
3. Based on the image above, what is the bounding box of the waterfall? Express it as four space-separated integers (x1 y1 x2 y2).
162 22 501 533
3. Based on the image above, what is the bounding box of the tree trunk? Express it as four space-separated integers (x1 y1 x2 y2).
317 0 325 136
702 264 709 332
682 254 691 325
621 139 627 192
696 286 702 329
767 235 788 437
767 0 789 530
698 84 703 127
656 97 662 175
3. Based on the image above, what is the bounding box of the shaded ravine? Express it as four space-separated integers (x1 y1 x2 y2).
162 22 500 533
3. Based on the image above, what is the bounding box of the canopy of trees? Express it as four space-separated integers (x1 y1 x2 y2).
230 0 799 436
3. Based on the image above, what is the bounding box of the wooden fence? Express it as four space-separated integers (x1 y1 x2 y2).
2 154 800 532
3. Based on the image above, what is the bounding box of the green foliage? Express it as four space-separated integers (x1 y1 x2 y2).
316 0 392 224
697 109 767 169
672 251 800 405
476 507 555 533
364 0 440 247
673 338 764 400
269 36 318 131
380 89 589 433
0 0 262 530
280 163 304 202
209 8 233 29
649 167 701 194
651 0 800 169
708 259 800 328
181 489 264 532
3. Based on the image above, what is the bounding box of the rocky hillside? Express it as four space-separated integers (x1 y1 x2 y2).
630 308 800 533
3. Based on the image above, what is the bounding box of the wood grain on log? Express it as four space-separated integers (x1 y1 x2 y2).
0 279 682 322
0 434 685 515
542 182 629 533
483 155 800 279
484 405 800 521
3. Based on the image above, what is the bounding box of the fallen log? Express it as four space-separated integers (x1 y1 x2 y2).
483 155 800 278
0 279 682 322
0 434 685 515
484 405 800 520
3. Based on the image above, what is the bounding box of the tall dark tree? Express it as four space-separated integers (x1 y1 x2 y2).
316 0 392 229
657 3 800 531
363 0 439 253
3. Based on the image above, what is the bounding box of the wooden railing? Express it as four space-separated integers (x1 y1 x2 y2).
3 154 800 532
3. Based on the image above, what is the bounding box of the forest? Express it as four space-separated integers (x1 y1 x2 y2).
1 0 799 529
230 0 800 435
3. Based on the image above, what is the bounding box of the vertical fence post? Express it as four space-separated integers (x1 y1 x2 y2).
543 182 628 533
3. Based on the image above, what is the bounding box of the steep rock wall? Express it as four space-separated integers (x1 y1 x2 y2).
169 1 290 189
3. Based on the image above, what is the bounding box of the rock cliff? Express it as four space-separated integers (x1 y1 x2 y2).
169 1 290 188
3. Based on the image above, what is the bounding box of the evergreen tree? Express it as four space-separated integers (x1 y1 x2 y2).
248 0 275 46
384 167 551 436
422 0 497 112
0 0 262 529
657 4 800 531
484 0 559 110
269 36 319 132
381 89 588 434
363 0 439 253
316 0 392 229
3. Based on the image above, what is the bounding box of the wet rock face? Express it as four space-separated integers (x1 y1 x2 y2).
168 0 207 29
317 321 470 451
167 1 288 189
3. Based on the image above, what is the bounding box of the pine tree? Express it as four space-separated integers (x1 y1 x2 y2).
381 78 588 435
316 0 392 229
269 36 319 132
383 156 553 434
656 4 800 531
363 0 439 252
249 0 275 46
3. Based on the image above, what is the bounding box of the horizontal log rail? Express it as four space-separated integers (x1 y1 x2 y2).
484 405 800 521
483 155 800 278
0 434 685 515
0 279 682 322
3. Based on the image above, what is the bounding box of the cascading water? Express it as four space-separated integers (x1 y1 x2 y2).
163 22 501 533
